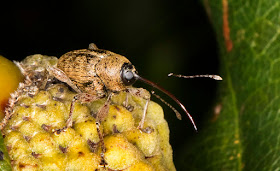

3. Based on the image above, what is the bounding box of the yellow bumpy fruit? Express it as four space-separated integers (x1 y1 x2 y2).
0 56 23 120
2 54 176 171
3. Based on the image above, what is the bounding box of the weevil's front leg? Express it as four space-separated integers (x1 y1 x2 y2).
138 98 150 130
126 88 150 129
122 92 129 108
54 93 105 134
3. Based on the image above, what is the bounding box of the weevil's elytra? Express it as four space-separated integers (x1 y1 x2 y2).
57 47 136 95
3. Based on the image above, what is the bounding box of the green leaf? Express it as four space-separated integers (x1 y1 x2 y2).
0 132 11 171
178 0 280 170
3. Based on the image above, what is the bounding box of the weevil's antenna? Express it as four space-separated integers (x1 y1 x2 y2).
134 74 197 131
151 91 182 120
168 73 223 80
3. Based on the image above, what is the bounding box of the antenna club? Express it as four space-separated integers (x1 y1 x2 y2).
168 73 173 77
213 75 223 80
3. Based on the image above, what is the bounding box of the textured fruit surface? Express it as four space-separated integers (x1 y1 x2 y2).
0 56 23 120
2 54 176 171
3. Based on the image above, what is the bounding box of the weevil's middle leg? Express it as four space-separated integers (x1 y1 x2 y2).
96 121 107 167
95 93 112 167
126 88 150 130
54 93 105 134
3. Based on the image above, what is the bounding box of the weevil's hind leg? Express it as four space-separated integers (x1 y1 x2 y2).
47 66 82 93
126 88 151 130
64 96 77 128
95 93 113 167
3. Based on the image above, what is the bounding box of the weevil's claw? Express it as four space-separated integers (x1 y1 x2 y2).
53 127 67 135
138 126 154 134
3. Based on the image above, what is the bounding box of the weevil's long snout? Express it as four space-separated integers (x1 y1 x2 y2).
134 73 197 131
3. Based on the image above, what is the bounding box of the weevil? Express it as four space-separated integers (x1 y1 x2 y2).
48 43 202 133
48 43 223 133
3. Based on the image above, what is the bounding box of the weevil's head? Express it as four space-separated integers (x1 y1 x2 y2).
120 62 138 86
95 51 138 92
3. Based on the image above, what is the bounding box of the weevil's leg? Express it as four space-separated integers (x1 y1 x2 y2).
126 88 151 129
64 95 77 129
122 92 130 108
138 98 150 129
96 93 113 123
54 93 105 134
95 93 113 167
122 92 135 112
96 121 107 167
14 61 27 75
47 66 82 93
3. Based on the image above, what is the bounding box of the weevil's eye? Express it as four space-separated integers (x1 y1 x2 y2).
121 63 137 85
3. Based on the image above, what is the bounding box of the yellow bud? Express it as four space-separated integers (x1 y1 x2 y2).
0 56 23 120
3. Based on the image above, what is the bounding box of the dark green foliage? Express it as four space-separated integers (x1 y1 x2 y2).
179 1 280 170
0 132 11 171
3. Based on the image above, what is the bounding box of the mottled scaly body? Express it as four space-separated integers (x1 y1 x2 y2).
57 48 133 95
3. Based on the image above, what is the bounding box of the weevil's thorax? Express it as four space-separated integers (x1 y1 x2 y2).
95 51 136 92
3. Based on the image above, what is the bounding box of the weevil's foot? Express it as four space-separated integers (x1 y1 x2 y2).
122 101 127 108
53 127 68 135
137 125 154 134
53 118 73 134
99 159 108 168
99 152 108 168
137 123 143 131
124 104 134 112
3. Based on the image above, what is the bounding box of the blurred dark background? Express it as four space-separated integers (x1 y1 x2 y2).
0 0 219 169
